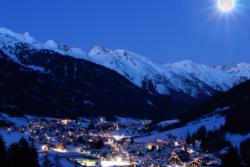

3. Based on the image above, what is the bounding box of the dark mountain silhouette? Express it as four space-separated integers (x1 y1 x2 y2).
180 79 250 134
0 45 196 121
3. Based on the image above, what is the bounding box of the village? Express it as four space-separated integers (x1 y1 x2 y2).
2 116 221 167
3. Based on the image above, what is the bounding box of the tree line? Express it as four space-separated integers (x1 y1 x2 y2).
0 135 39 167
186 126 250 167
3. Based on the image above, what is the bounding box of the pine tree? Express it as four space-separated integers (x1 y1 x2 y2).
42 154 53 167
186 132 192 144
19 137 40 167
7 138 40 167
240 138 250 166
30 143 40 167
130 137 134 144
7 143 21 167
196 126 207 140
221 146 241 167
0 135 7 167
54 156 62 167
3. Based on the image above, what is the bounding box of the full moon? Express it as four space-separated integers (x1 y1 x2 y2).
217 0 236 12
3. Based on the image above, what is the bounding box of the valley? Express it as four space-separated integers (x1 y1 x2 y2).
0 114 222 167
0 28 250 167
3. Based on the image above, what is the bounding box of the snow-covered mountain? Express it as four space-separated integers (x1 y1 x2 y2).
1 27 198 120
89 45 185 95
165 60 247 92
1 27 250 99
88 45 250 98
212 63 250 78
0 27 89 60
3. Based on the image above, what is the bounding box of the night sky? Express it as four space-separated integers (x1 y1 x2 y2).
0 0 250 65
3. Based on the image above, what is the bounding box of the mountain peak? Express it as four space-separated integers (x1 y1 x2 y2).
236 63 250 70
89 44 110 55
0 27 18 36
0 27 37 44
45 40 71 52
45 40 59 48
0 28 88 61
45 40 88 59
225 63 250 78
168 60 197 68
178 60 194 65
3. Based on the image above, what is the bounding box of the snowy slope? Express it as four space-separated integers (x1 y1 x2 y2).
0 130 29 146
89 45 167 87
213 63 250 79
136 113 250 148
0 27 42 61
45 40 89 59
89 45 217 97
225 133 250 148
165 60 242 92
136 114 225 142
0 27 88 61
89 45 248 97
89 45 179 95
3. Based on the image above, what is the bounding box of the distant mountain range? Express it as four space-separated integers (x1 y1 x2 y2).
88 45 250 99
0 27 250 120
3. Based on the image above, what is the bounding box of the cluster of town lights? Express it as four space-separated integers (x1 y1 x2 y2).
101 156 131 167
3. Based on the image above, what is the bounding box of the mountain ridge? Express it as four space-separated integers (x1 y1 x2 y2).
1 27 250 100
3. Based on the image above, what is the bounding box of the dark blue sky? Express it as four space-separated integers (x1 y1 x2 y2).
0 0 250 65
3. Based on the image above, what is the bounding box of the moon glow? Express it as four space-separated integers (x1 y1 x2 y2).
217 0 236 12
